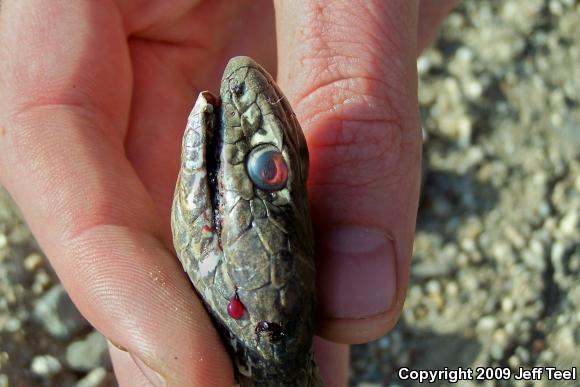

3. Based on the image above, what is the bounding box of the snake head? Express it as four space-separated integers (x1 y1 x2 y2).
171 57 317 382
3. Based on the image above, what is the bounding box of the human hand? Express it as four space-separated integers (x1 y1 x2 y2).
0 1 454 385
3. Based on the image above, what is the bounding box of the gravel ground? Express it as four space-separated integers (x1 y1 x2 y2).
1 1 579 386
353 0 580 386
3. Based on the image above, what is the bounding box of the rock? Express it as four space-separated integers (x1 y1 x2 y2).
477 316 497 331
76 367 108 387
0 352 8 368
23 253 43 272
508 354 520 368
377 337 390 350
66 331 109 372
445 281 459 296
413 261 454 278
8 224 31 244
489 344 505 361
501 298 514 313
4 317 21 333
33 284 88 339
522 240 546 272
464 79 483 99
32 270 52 295
559 211 578 236
425 280 441 295
30 355 62 377
515 346 530 363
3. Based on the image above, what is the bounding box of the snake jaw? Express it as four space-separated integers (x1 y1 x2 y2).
202 93 224 249
172 91 223 281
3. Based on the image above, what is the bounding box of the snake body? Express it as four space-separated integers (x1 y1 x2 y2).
171 57 321 386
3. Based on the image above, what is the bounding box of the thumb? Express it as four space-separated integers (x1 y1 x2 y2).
275 0 421 343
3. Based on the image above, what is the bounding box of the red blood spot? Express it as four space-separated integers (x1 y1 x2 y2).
203 225 211 232
227 294 245 320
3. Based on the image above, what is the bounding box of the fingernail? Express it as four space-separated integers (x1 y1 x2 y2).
318 226 397 319
130 353 166 387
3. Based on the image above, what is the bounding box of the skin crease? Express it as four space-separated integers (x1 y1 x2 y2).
0 0 456 386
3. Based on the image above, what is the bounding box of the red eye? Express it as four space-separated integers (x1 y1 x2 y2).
247 145 288 191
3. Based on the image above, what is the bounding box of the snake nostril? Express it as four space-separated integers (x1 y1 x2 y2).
229 79 244 96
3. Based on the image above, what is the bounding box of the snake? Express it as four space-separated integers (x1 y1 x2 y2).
171 56 322 386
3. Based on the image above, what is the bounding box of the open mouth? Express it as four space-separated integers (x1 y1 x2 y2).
200 91 223 249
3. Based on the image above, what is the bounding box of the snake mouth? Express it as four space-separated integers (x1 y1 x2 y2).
201 91 224 249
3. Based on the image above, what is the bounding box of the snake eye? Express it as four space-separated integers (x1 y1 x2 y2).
247 145 288 191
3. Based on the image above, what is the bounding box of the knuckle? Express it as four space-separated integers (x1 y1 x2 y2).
302 77 421 190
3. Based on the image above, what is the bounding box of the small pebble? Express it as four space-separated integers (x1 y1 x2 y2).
508 354 520 368
501 298 514 313
515 346 530 363
477 316 497 331
33 284 88 339
76 367 108 387
8 225 31 244
377 337 390 350
0 352 9 367
425 280 441 294
66 331 109 372
30 355 62 377
490 344 505 361
32 270 52 294
23 253 43 271
446 281 459 296
4 317 21 333
0 234 7 249
559 211 578 236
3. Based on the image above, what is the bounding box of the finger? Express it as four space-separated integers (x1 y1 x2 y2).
418 0 458 54
0 1 232 385
275 0 422 343
109 343 156 387
313 338 349 387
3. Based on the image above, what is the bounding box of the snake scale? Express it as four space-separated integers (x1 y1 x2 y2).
171 56 322 386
